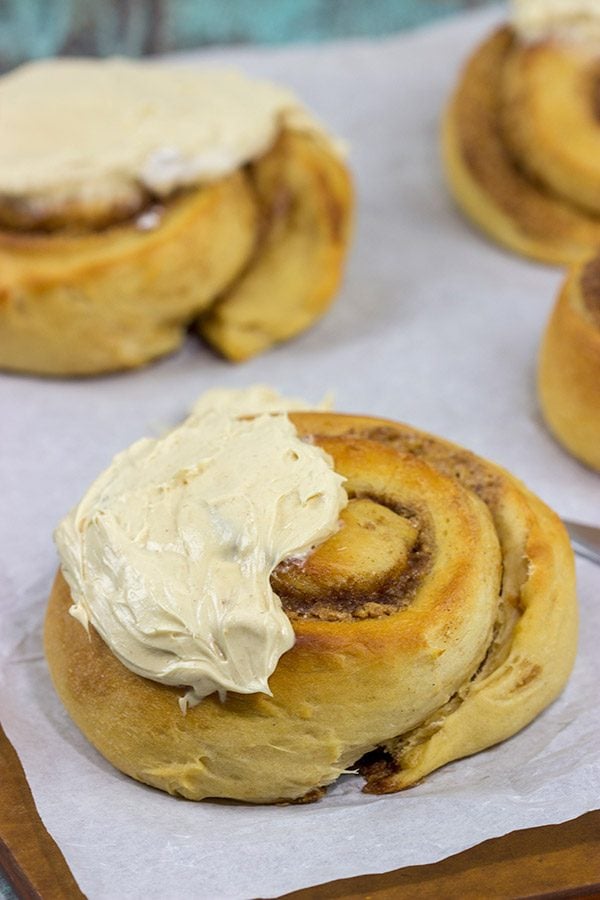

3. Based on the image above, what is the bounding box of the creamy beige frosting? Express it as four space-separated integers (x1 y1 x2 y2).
0 58 327 213
512 0 600 43
54 387 347 708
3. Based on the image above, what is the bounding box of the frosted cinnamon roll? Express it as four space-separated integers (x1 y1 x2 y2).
539 254 600 470
44 388 577 803
443 2 600 263
0 61 352 375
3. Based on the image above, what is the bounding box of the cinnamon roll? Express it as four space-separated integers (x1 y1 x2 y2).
443 15 600 264
0 61 352 375
44 390 577 803
539 254 600 470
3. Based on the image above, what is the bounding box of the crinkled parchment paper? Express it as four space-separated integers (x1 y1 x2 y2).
1 6 599 898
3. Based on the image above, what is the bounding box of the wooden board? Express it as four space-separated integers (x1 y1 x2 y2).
2 721 599 900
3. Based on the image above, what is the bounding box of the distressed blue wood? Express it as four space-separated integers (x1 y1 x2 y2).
0 878 14 900
0 0 497 69
168 0 495 47
0 0 72 65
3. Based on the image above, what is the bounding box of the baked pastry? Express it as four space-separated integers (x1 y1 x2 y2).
538 253 600 470
44 388 577 804
443 8 600 264
0 61 352 375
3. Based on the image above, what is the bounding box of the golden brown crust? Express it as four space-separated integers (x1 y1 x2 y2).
538 257 600 470
499 40 600 217
443 26 600 264
0 129 352 375
0 173 257 375
198 129 352 361
44 413 577 803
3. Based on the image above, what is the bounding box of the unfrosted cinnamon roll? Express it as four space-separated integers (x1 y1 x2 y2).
539 254 600 470
0 60 352 375
443 18 600 263
44 390 577 803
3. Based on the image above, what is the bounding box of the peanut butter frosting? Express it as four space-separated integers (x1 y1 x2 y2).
54 387 347 709
0 58 325 218
512 0 600 43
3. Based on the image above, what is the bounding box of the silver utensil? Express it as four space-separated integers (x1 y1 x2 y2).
563 520 600 566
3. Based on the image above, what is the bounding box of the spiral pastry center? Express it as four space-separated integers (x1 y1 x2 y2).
273 496 431 620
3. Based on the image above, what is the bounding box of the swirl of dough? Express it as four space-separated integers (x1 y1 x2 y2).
45 411 577 803
443 25 600 264
500 38 600 217
0 61 352 375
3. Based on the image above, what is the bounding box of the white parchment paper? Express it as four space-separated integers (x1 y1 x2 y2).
1 6 600 898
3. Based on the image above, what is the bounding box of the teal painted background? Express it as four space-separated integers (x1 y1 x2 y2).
0 0 496 68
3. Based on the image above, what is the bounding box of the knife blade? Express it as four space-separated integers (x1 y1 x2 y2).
563 519 600 566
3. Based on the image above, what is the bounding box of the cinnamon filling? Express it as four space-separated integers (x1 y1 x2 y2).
348 426 503 507
0 187 175 237
580 254 600 326
273 424 506 627
592 70 600 124
273 494 433 622
0 148 283 246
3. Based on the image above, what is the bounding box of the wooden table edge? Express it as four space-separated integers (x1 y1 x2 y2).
2 721 599 900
